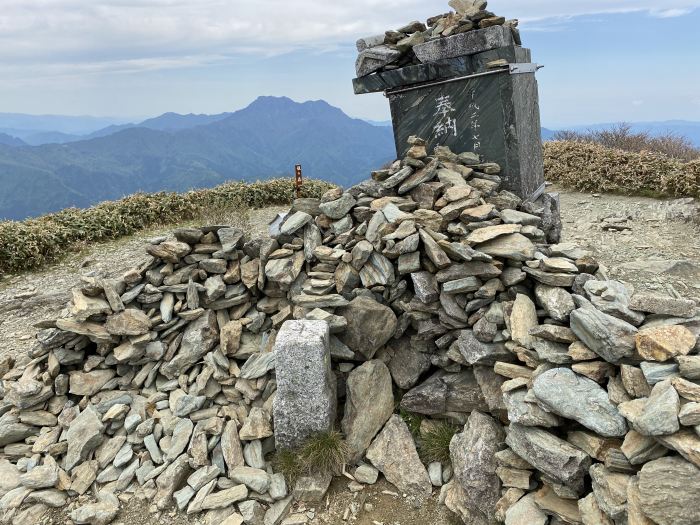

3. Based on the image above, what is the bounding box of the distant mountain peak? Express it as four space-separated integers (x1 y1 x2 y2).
242 96 349 122
0 132 26 147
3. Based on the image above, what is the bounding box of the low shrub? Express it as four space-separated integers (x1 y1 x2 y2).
543 141 700 198
0 178 335 275
552 123 700 162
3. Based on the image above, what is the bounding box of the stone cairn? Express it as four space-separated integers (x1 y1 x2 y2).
1 137 700 525
356 0 520 77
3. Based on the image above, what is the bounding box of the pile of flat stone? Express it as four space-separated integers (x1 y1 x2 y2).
356 0 520 77
1 136 700 525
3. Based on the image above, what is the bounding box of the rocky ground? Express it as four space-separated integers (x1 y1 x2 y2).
551 187 700 300
0 190 698 525
2 191 697 365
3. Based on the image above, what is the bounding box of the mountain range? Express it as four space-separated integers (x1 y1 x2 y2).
1 100 699 221
0 97 395 220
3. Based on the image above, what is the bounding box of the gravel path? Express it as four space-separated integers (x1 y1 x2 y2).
553 187 700 300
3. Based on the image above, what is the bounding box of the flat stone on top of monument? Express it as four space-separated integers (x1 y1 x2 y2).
355 45 403 78
413 25 515 63
272 320 337 450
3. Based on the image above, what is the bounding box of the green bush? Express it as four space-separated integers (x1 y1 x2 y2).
0 178 335 274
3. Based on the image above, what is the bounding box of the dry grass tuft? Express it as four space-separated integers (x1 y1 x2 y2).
274 430 349 486
300 430 349 476
272 449 305 486
419 421 458 464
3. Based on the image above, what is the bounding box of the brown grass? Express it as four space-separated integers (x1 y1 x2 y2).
552 123 700 162
544 141 700 198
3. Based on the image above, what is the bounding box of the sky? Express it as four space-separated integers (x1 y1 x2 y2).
1 0 700 128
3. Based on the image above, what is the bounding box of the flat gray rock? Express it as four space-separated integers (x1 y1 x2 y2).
632 379 680 436
503 388 560 428
341 360 394 463
640 361 680 385
400 370 487 416
318 193 356 220
629 293 697 318
239 352 276 380
505 423 591 489
584 280 645 326
504 494 548 525
411 271 439 303
570 306 637 364
638 456 700 525
366 415 431 508
534 284 575 322
337 296 397 359
355 45 402 77
279 211 312 235
387 342 431 390
456 330 512 365
413 25 514 62
70 492 120 525
476 233 535 262
589 464 629 522
532 368 627 437
65 406 104 472
161 310 218 378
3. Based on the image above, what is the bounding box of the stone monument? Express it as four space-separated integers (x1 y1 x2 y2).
354 23 546 203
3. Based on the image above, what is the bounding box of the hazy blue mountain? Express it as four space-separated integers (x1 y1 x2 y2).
0 133 25 147
365 119 392 127
22 131 83 146
4 111 234 145
138 112 232 131
0 113 131 137
541 128 556 141
0 96 395 220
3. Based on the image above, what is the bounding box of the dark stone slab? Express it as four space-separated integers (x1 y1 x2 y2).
413 25 514 63
353 61 470 95
386 68 545 200
353 47 531 95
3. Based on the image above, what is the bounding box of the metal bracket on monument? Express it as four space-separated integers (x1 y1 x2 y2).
384 63 543 96
525 182 547 204
509 63 543 75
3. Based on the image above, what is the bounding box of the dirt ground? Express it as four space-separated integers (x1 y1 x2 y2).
551 186 700 300
0 190 699 524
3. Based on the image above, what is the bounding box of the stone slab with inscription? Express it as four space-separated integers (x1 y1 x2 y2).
386 68 545 200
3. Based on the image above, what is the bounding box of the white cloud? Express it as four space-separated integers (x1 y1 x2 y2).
650 8 693 17
0 0 698 79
